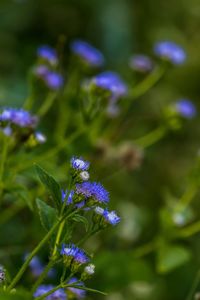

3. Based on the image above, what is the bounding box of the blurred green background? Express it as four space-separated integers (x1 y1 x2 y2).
1 0 200 299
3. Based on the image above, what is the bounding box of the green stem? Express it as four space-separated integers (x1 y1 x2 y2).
133 240 158 258
37 93 57 117
185 269 200 300
133 126 167 148
0 136 9 200
180 184 197 207
31 259 55 293
179 220 200 238
52 220 65 257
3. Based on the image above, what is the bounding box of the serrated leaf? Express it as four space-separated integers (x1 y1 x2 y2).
72 214 89 231
35 164 62 211
157 244 191 274
36 198 58 232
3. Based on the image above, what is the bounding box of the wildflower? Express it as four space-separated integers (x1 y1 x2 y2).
37 45 58 65
34 284 66 300
94 206 104 215
84 263 95 275
154 41 186 65
92 71 128 100
103 209 121 226
0 265 5 283
129 54 153 72
0 108 38 128
62 190 74 205
35 132 46 144
76 182 109 204
67 277 86 299
61 244 90 271
29 256 43 277
70 39 104 67
175 99 196 119
80 171 90 181
71 157 90 171
44 71 64 90
34 65 49 77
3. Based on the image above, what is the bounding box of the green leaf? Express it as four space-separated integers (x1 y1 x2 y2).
156 244 191 274
36 198 58 232
35 164 62 211
72 214 89 231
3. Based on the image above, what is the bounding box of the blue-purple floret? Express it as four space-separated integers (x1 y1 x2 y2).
45 72 64 90
29 256 43 277
103 209 121 225
34 284 66 300
175 99 196 119
61 243 90 264
62 190 74 205
37 45 58 65
67 277 86 299
71 157 90 171
76 182 109 204
71 40 104 67
0 108 38 128
92 71 128 100
154 41 186 65
129 55 153 72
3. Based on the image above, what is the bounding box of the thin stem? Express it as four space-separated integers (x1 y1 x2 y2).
185 269 200 300
133 126 167 148
37 93 57 117
179 220 200 238
180 184 197 207
31 259 55 293
0 136 9 182
52 220 65 257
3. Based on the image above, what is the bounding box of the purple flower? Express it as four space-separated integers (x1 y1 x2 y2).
71 40 104 67
154 41 186 65
34 65 49 77
67 277 86 299
103 209 121 226
34 284 66 300
76 182 109 204
62 190 75 205
0 108 38 128
61 244 90 265
129 55 153 72
37 45 58 65
175 99 196 119
44 71 64 90
92 71 128 100
29 256 43 277
71 157 90 171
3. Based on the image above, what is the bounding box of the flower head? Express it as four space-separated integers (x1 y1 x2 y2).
129 55 153 72
71 157 90 171
35 132 46 144
103 209 121 226
76 182 109 204
37 45 58 65
44 71 64 90
154 41 186 65
92 71 128 100
84 263 95 275
67 277 86 299
29 256 43 277
0 108 38 128
71 40 104 67
34 284 66 300
34 65 49 77
175 99 196 119
61 243 90 265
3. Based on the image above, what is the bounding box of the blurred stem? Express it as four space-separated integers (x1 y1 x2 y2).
133 126 167 148
133 240 158 258
185 269 200 300
37 92 57 117
180 184 197 207
0 136 9 199
179 220 200 238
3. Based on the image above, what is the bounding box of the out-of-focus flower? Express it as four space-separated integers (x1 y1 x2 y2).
92 71 128 100
34 284 66 299
44 71 64 90
129 55 153 72
35 132 46 144
154 41 186 65
37 45 58 66
0 108 38 128
70 40 104 67
34 65 49 77
0 265 5 283
118 142 144 171
75 182 109 204
175 99 196 119
67 277 86 299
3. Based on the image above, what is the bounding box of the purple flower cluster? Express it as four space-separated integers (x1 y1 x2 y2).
71 157 90 171
37 45 58 66
0 108 38 128
67 277 86 299
94 206 120 226
129 55 153 72
175 99 196 119
61 243 90 265
76 181 109 204
34 65 64 90
71 40 104 67
154 41 186 65
34 284 66 300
